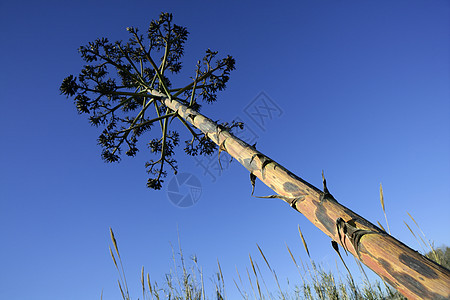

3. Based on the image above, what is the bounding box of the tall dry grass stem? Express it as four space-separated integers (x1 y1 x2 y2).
380 183 391 234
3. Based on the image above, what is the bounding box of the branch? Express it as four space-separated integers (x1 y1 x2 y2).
117 112 176 134
116 43 147 86
156 109 170 181
130 31 172 97
171 63 227 98
111 98 156 155
83 48 147 88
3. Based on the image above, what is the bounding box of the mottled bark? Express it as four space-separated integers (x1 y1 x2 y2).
152 90 450 299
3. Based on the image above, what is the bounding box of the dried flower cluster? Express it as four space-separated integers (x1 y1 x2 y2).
61 12 236 189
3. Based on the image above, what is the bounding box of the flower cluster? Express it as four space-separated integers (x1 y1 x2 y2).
60 12 236 189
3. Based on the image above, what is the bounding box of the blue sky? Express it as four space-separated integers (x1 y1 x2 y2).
1 0 449 299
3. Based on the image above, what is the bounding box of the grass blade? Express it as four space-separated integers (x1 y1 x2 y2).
407 211 439 262
110 227 121 259
298 224 310 258
141 266 145 300
109 228 129 299
257 244 285 299
217 259 226 300
249 254 262 299
376 221 386 232
256 243 272 272
379 183 391 234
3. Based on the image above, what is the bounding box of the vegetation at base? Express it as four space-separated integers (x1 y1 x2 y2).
103 187 449 299
105 225 448 300
425 246 450 269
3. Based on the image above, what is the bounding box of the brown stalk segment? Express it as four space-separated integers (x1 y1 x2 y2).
153 90 450 299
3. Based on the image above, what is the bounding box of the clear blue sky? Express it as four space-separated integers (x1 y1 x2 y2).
1 1 449 299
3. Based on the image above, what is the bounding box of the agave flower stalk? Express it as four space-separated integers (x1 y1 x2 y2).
61 12 450 299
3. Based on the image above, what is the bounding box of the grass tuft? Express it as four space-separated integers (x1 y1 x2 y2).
104 188 448 299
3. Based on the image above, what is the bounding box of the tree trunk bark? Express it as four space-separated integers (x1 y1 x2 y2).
152 90 450 299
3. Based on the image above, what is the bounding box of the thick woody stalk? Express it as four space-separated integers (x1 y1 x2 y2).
151 90 450 299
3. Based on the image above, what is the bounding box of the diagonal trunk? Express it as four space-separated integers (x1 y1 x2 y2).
151 89 450 300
